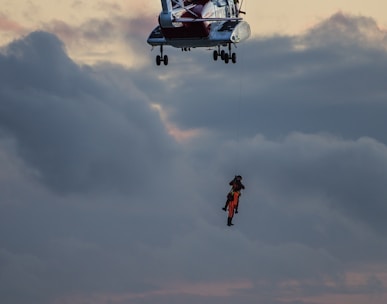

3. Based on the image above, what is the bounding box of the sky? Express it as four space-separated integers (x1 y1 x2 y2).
1 1 387 304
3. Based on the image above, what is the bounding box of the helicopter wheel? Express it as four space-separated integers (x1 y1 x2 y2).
224 53 229 64
231 52 237 64
155 45 168 66
213 50 218 61
220 50 225 60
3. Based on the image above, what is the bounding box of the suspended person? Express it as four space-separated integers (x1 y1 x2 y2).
222 175 245 214
222 175 245 212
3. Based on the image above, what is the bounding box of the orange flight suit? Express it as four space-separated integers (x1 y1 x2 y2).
227 191 240 225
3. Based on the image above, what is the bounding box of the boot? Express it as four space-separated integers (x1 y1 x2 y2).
222 200 229 211
227 217 234 226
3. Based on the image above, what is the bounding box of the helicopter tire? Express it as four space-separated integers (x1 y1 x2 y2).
220 50 225 60
156 55 161 66
231 53 237 64
213 50 218 61
163 55 169 66
224 53 229 64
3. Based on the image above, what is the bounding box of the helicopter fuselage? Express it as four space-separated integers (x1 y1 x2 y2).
147 0 250 65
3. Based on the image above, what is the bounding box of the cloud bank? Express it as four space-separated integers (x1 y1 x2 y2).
0 12 387 304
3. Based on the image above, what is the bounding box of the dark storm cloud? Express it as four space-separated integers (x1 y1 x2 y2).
0 30 204 304
235 134 387 245
1 12 387 304
157 12 387 143
0 31 175 194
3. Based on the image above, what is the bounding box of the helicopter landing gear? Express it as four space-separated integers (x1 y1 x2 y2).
156 45 168 66
212 44 237 64
213 49 218 61
212 46 222 61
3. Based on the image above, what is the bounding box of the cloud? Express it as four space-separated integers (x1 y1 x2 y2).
40 13 156 65
303 12 387 49
0 31 176 194
1 12 387 304
155 13 387 143
0 14 25 33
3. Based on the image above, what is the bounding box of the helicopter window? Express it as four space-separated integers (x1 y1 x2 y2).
214 0 227 7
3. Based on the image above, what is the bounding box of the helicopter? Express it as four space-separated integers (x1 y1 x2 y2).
147 0 251 65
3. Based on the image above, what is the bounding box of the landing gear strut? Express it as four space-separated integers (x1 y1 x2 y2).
156 45 168 66
212 43 237 64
